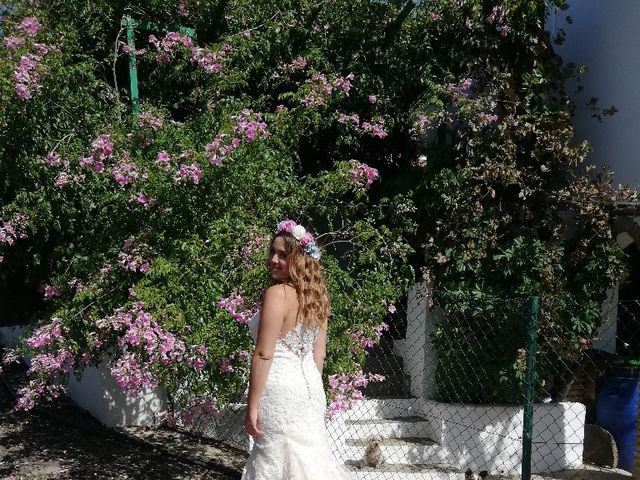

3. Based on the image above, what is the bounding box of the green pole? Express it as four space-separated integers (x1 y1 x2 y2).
522 295 539 480
122 16 141 116
120 17 196 118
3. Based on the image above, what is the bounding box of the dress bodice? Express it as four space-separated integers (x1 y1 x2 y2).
248 311 318 359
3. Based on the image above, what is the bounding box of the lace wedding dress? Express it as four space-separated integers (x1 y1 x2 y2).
242 312 354 480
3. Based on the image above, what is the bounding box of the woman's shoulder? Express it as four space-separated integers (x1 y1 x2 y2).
263 284 298 317
264 283 296 298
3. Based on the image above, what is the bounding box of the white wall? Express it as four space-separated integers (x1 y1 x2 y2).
331 397 585 475
66 358 168 428
548 1 640 187
393 283 437 398
422 400 585 474
0 327 167 428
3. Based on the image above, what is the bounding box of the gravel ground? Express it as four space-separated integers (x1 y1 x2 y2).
0 353 245 480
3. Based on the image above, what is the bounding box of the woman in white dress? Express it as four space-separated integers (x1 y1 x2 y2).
242 220 354 480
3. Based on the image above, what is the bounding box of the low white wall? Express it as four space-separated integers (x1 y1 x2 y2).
421 400 585 475
0 324 32 367
2 325 167 427
66 358 168 428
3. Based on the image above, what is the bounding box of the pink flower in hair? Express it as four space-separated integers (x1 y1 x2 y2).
276 219 297 233
299 232 314 246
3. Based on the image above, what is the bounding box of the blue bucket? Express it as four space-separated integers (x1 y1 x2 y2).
596 376 639 472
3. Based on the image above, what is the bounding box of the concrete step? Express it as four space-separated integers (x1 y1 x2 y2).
345 461 460 480
336 397 423 421
343 415 431 439
335 436 445 464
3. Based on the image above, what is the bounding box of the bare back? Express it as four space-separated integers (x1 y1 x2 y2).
275 283 301 337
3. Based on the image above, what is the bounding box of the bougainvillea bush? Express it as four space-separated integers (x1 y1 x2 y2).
0 1 416 420
0 0 632 418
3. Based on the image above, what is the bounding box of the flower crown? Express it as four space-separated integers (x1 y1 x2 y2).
276 219 321 260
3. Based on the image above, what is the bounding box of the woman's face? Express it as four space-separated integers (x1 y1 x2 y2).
269 236 290 282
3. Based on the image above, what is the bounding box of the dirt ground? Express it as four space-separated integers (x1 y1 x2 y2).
0 356 246 480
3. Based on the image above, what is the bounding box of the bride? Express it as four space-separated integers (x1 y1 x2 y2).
242 220 354 479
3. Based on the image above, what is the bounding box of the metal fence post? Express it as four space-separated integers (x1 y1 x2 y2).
120 16 197 118
522 295 539 480
121 16 141 116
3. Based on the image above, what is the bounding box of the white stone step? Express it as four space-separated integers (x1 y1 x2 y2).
342 415 432 439
334 436 446 464
346 462 461 480
336 397 424 421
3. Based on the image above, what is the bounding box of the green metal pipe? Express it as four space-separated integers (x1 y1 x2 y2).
120 16 196 117
522 295 539 480
122 16 140 116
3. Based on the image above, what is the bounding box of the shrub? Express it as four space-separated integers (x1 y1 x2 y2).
0 0 632 412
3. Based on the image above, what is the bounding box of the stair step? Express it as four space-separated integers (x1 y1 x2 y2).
345 461 460 480
343 416 431 438
335 398 423 421
346 436 436 446
334 436 444 464
345 415 425 424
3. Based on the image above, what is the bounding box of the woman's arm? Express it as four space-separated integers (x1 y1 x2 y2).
313 325 327 374
245 285 286 437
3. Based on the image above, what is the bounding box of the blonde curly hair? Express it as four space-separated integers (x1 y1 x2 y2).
268 232 330 329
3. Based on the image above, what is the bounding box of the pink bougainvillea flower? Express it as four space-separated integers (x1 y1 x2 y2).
4 36 26 50
326 371 385 420
174 162 201 184
217 291 257 325
334 73 354 94
43 285 61 299
302 73 334 107
16 16 43 37
348 160 379 190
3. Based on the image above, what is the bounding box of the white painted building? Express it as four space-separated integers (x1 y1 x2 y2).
549 1 640 361
548 1 640 188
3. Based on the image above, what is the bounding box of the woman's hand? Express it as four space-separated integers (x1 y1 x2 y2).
245 407 262 438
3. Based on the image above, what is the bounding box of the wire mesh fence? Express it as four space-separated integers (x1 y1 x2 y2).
324 289 538 479
198 286 639 479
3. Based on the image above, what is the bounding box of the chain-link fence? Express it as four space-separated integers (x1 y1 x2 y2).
200 286 639 479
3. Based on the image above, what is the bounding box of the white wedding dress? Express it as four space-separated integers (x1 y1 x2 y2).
242 312 354 480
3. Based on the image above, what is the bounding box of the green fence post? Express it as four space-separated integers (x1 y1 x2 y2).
121 16 141 116
120 17 196 118
522 295 539 480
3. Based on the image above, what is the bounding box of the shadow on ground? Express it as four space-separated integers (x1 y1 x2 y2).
0 355 243 479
